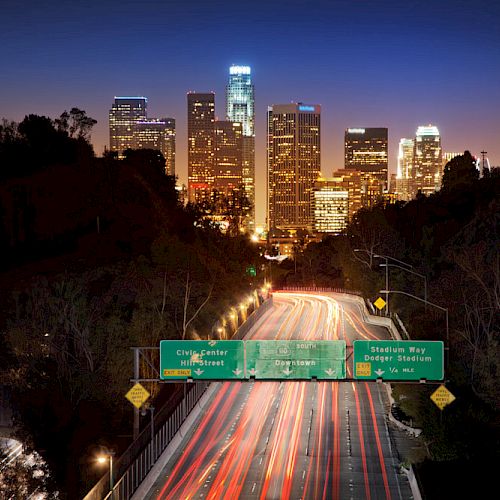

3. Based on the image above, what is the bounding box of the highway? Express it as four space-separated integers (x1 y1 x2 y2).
141 292 412 499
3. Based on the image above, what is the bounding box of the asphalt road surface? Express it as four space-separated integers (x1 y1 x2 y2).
141 292 413 499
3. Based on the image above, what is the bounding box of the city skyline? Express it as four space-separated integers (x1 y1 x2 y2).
2 0 499 225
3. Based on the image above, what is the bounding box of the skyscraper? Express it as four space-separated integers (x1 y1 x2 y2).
413 125 442 196
161 118 176 177
344 127 388 206
109 97 175 175
109 97 147 158
313 178 349 234
135 118 176 176
331 169 364 221
226 65 255 230
214 121 243 196
187 93 215 203
267 103 321 232
396 138 415 201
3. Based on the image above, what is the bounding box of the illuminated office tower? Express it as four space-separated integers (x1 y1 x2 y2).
135 118 176 175
226 65 255 230
442 151 460 168
161 118 176 176
187 93 215 203
313 178 349 234
109 97 147 158
267 103 321 232
413 125 442 196
344 127 388 206
331 169 363 221
395 138 415 201
214 121 243 196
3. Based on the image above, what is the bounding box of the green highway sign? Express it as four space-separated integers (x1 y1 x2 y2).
160 340 245 380
353 340 444 380
245 340 346 380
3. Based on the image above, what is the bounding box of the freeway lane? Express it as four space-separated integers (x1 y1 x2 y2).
140 292 412 499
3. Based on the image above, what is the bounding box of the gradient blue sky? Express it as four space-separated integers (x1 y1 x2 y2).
2 0 499 224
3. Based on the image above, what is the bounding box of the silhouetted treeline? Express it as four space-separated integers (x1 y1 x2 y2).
285 152 499 497
0 113 261 498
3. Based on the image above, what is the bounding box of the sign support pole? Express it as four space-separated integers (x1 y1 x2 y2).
133 348 140 440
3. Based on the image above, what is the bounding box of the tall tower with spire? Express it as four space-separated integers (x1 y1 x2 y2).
226 65 255 231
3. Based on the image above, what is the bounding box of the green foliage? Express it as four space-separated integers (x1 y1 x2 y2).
0 447 53 499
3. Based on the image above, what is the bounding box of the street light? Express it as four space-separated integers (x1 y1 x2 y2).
379 262 427 304
353 249 417 317
373 253 413 270
97 449 115 498
373 253 415 317
380 289 449 351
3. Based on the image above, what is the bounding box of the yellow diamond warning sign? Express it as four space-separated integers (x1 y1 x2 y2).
125 383 150 409
430 385 456 410
374 297 387 310
355 362 371 377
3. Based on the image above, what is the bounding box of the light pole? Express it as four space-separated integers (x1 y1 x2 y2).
379 262 427 305
373 253 413 270
97 449 115 498
141 404 156 464
149 405 155 463
374 253 416 317
380 289 449 359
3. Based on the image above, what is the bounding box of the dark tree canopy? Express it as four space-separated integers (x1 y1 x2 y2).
0 109 261 497
441 150 479 192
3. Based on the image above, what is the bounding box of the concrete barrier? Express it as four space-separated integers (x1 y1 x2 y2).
329 292 403 340
131 382 222 499
401 464 423 500
232 295 273 340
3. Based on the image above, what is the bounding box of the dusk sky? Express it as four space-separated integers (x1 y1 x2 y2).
2 0 499 224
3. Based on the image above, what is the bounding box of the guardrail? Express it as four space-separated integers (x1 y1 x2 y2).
278 286 362 295
101 380 208 500
232 294 273 340
84 296 273 500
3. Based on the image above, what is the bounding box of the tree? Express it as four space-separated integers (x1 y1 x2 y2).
55 108 97 140
0 446 52 498
441 151 479 192
444 200 500 404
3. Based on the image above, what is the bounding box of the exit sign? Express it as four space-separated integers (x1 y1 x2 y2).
353 340 444 380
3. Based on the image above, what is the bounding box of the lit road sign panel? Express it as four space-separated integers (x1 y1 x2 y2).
125 383 150 409
160 340 245 380
431 385 456 410
353 340 444 380
245 340 346 380
374 297 386 310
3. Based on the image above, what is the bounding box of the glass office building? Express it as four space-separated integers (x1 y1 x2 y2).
267 103 321 232
344 127 388 207
109 97 147 158
187 92 216 203
396 138 415 201
413 125 442 196
135 119 176 176
226 65 255 230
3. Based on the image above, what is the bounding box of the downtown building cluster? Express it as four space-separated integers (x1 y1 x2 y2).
108 66 473 243
109 97 175 175
109 66 256 231
187 65 255 231
395 125 448 201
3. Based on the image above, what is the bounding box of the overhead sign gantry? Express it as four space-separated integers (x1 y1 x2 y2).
160 339 444 382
